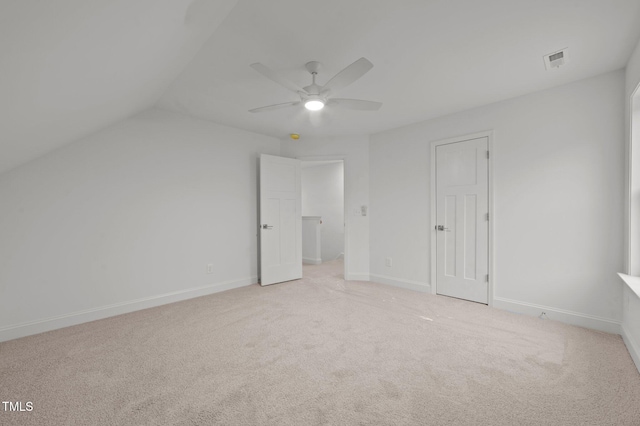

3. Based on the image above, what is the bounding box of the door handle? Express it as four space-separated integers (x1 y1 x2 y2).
262 224 273 230
435 225 450 231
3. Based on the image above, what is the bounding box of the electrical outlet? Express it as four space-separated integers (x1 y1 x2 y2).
385 257 392 267
207 263 213 274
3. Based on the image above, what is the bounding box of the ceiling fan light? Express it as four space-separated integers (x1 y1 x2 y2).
304 99 325 111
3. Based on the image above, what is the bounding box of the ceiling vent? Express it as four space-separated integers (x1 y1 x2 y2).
544 48 569 70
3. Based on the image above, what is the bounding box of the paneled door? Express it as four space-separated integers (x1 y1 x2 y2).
259 154 302 286
435 137 489 303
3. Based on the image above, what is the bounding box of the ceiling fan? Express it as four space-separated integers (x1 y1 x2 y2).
249 57 382 113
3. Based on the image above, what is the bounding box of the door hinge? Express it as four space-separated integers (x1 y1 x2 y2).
486 212 489 221
486 274 489 282
486 151 490 159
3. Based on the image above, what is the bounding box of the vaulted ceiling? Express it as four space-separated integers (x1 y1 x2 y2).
0 0 237 173
2 0 640 173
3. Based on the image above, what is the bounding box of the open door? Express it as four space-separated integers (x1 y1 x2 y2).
259 154 302 285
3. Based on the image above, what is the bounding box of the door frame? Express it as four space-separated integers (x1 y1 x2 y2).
296 155 348 280
430 131 494 306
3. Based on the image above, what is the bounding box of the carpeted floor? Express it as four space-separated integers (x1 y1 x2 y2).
1 260 640 425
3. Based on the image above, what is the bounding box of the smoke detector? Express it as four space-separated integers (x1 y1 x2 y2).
544 48 569 70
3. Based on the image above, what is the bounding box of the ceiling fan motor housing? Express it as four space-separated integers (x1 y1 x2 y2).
305 61 322 74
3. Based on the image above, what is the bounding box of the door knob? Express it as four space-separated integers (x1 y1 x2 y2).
435 225 450 231
262 224 273 229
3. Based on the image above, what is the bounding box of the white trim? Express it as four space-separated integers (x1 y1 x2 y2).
626 92 632 274
627 81 640 273
303 257 322 265
0 276 256 343
430 130 494 305
370 274 431 293
621 323 640 373
346 273 370 282
629 82 640 274
493 296 621 334
618 273 640 299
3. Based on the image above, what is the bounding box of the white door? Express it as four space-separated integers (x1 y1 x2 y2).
259 154 302 286
435 137 489 303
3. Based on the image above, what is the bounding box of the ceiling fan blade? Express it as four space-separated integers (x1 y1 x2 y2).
250 63 306 94
328 98 382 111
322 57 373 93
249 101 300 113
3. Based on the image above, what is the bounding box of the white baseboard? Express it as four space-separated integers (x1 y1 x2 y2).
493 296 621 334
621 324 640 373
346 273 370 281
370 274 431 293
0 276 256 343
303 257 322 265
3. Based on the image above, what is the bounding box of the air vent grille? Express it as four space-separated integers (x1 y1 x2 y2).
548 52 563 62
544 48 569 70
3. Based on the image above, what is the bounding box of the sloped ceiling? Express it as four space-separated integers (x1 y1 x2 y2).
159 0 640 140
0 0 238 173
2 0 640 173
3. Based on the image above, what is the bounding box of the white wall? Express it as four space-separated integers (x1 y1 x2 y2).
281 136 369 280
302 162 344 262
302 217 322 264
370 70 625 333
0 108 280 341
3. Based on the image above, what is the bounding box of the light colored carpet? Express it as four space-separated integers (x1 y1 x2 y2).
1 260 639 425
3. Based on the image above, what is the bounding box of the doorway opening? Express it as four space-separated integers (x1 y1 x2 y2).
301 160 345 279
